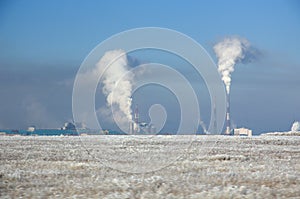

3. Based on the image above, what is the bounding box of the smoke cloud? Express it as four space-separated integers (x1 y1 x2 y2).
97 49 134 129
213 36 258 94
291 121 300 132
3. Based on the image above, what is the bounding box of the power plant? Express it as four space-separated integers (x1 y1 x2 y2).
233 127 252 136
200 94 232 135
129 105 140 134
213 37 255 135
97 37 258 136
129 104 156 135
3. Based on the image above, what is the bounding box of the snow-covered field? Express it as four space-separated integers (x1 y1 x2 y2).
1 135 299 198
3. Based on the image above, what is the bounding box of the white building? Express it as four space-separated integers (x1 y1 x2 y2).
27 126 36 132
233 128 252 136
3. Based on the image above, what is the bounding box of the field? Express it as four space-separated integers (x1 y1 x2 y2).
1 135 300 198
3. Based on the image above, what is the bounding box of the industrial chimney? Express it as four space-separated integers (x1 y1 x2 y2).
225 93 231 135
133 104 140 134
128 104 140 134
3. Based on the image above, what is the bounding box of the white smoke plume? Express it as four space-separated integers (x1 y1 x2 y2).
96 49 134 128
291 121 300 132
213 36 253 94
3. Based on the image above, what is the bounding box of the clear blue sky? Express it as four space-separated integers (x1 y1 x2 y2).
0 0 299 134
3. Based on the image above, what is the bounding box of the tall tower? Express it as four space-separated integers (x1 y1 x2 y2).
134 104 139 125
133 104 140 134
225 93 231 135
129 121 134 134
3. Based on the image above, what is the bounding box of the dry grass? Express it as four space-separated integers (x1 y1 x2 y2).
0 135 299 198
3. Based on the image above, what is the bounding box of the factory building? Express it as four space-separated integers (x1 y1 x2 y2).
129 104 156 134
233 127 252 136
61 122 76 130
27 126 36 132
129 105 140 134
139 122 156 134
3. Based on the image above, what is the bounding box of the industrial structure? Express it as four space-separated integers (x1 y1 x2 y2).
27 126 36 132
233 128 252 136
129 104 156 134
139 122 156 134
134 104 140 133
61 122 76 130
129 105 140 135
129 105 140 134
225 93 231 135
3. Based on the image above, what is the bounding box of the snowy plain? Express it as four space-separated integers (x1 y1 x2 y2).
0 135 299 198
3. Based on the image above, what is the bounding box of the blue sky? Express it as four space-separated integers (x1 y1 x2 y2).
0 0 299 134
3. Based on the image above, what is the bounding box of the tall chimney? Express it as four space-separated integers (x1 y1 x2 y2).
133 104 139 134
225 93 231 135
134 104 139 125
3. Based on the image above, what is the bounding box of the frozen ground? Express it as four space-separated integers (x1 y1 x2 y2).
0 135 299 198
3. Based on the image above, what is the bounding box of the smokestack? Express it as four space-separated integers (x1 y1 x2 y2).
134 104 139 125
129 121 134 134
133 104 140 134
225 93 231 135
213 36 259 135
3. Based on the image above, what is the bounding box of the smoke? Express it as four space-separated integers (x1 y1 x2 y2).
97 49 134 129
213 36 258 94
199 119 207 134
291 121 300 132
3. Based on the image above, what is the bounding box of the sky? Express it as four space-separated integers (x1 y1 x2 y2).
0 0 299 134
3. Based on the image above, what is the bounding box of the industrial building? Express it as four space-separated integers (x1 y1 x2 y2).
27 126 36 132
61 122 76 130
129 105 156 135
233 128 252 136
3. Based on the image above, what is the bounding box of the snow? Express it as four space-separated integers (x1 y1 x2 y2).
262 131 300 136
0 135 299 198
